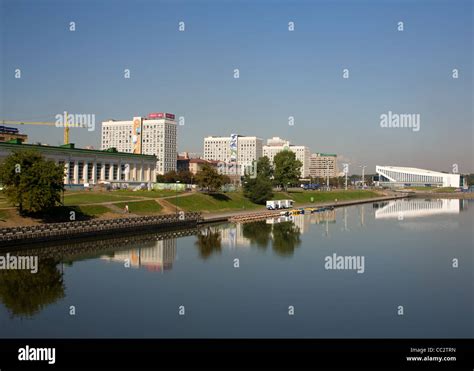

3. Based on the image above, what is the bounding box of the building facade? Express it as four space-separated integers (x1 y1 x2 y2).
101 113 177 175
0 126 28 143
203 135 262 175
262 137 310 178
0 141 157 185
309 153 338 178
375 166 460 188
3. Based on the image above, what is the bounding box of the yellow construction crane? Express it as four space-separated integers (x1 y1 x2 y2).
1 112 71 144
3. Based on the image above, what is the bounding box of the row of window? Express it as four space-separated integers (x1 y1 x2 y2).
382 170 443 184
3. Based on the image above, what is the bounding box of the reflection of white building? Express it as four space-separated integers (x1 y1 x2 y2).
376 166 460 187
309 210 336 224
289 214 310 233
375 199 460 219
102 239 177 272
219 224 251 248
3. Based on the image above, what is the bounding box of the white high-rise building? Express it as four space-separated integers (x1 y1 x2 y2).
262 137 310 178
203 134 263 175
102 113 177 175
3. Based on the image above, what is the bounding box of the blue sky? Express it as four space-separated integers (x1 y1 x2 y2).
1 0 472 173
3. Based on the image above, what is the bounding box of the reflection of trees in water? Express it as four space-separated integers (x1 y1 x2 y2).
242 221 272 249
0 258 65 318
195 227 222 259
242 220 301 257
271 222 301 257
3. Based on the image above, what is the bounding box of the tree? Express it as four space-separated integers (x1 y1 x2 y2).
242 221 272 249
273 150 302 190
195 164 227 192
0 258 65 317
164 170 178 183
255 156 273 179
177 170 193 184
243 175 273 204
272 222 301 257
194 227 222 259
0 150 64 214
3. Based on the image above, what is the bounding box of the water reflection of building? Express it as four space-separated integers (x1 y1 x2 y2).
265 211 336 232
375 199 460 219
218 223 251 248
309 210 336 225
101 239 177 272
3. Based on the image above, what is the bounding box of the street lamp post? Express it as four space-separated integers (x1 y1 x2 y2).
326 162 330 190
343 163 350 190
175 180 180 215
359 165 367 188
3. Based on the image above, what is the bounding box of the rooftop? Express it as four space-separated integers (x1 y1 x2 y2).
376 166 455 176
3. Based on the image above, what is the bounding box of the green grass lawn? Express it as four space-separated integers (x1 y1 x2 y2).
63 192 141 205
0 209 9 221
115 200 162 214
169 190 382 213
77 205 112 216
405 186 457 193
271 190 381 204
432 187 457 193
168 192 262 212
405 186 436 191
0 192 9 207
115 189 184 198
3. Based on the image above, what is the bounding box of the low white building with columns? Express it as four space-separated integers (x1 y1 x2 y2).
0 141 157 185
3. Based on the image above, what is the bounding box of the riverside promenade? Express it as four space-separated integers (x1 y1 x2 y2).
200 193 409 223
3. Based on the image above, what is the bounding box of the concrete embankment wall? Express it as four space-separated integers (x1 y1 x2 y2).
0 213 203 248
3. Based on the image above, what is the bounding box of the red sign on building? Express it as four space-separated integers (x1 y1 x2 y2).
148 112 164 119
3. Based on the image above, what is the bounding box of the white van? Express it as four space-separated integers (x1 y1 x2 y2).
266 200 279 210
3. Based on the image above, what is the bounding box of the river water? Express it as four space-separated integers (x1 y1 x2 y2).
0 198 472 338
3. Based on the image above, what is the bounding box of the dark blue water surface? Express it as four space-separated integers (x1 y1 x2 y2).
0 198 472 338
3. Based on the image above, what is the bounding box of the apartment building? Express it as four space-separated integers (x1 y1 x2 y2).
262 137 310 178
203 134 263 175
309 153 338 178
102 113 177 175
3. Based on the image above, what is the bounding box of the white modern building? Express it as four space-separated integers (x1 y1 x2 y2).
309 153 338 178
203 134 263 175
262 137 310 178
0 141 157 185
102 113 177 175
375 166 460 188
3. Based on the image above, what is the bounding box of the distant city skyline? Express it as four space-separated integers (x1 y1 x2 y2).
1 0 472 174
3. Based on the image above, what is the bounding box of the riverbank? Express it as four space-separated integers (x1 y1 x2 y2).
200 192 408 223
0 213 202 248
0 189 383 227
407 192 474 199
0 191 401 247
